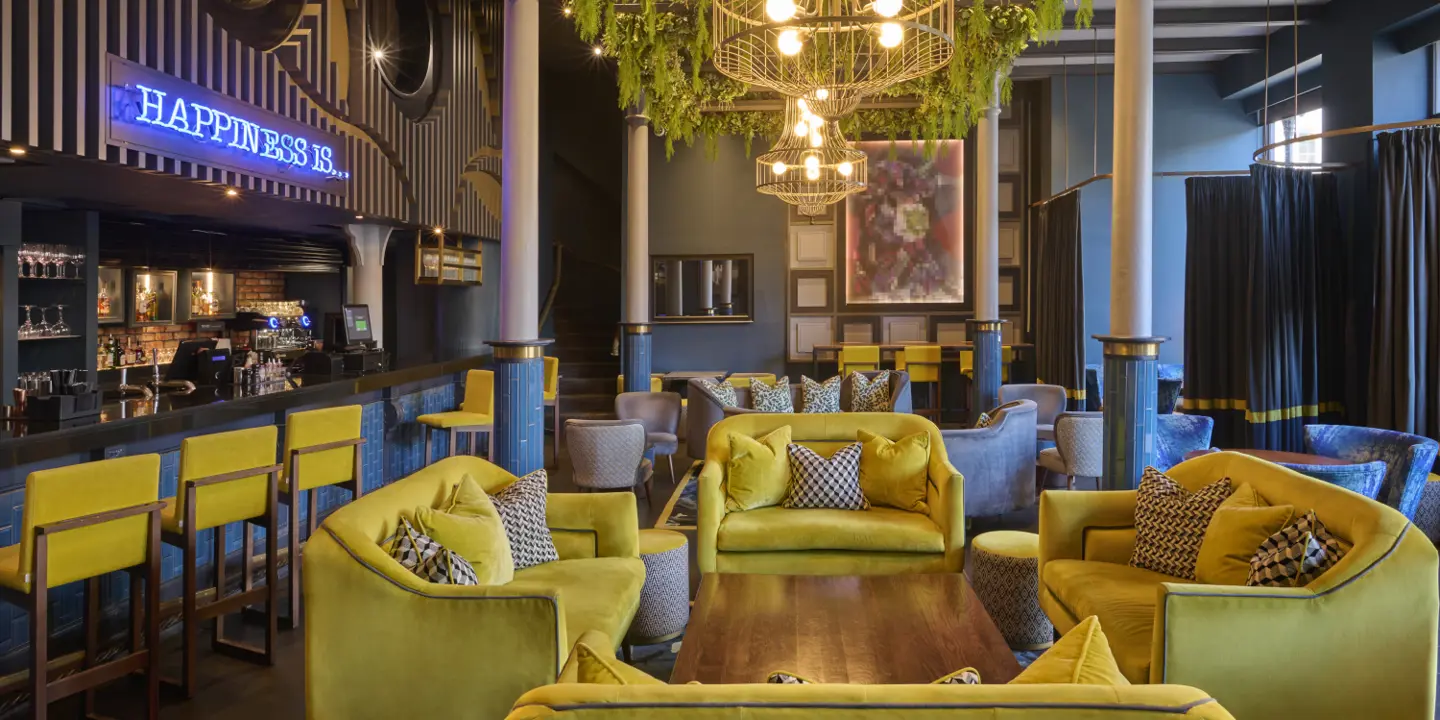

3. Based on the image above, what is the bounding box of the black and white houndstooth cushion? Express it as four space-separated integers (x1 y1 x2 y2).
1129 466 1232 580
783 442 869 510
751 377 794 413
848 371 892 412
389 518 479 586
1247 510 1350 587
491 469 560 569
698 379 739 408
800 375 842 413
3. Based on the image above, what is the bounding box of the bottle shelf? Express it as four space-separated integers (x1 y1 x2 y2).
19 334 82 342
19 275 84 282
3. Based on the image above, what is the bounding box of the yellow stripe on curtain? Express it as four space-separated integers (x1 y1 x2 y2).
1181 398 1345 424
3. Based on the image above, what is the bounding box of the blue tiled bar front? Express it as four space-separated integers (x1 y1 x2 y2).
0 356 484 659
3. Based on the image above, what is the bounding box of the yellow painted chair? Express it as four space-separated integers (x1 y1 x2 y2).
419 369 496 465
161 426 282 697
544 357 561 469
838 345 881 375
0 455 165 719
896 346 943 420
725 373 777 388
616 374 664 393
280 405 365 628
961 346 1017 384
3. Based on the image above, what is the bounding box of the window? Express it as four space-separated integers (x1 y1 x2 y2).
1267 108 1323 165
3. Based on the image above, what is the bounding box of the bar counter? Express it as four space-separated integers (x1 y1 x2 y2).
0 353 489 484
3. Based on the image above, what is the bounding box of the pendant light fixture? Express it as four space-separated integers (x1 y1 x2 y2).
756 98 867 216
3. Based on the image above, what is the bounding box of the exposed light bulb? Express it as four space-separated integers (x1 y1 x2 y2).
777 29 803 56
838 161 853 177
562 5 572 14
878 22 903 48
765 0 798 22
224 188 239 197
7 147 25 157
803 154 820 171
371 49 386 61
805 166 821 180
809 129 822 148
815 88 830 100
793 120 809 137
796 98 809 113
772 161 788 175
592 45 604 56
873 0 902 17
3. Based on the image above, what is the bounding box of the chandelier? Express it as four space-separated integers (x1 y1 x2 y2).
756 99 867 216
713 0 955 118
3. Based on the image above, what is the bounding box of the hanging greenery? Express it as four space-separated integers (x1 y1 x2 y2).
567 0 1091 154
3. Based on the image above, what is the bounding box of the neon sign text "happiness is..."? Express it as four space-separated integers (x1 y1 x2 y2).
130 84 350 181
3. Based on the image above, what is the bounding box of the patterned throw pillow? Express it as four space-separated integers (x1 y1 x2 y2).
973 412 993 429
783 442 869 510
698 379 739 408
801 375 842 413
1246 510 1351 587
768 668 980 685
490 469 560 569
389 517 479 586
974 400 1026 429
750 377 794 412
1128 467 1233 580
848 371 892 412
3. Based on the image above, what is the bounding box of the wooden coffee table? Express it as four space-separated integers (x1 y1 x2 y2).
670 573 1023 685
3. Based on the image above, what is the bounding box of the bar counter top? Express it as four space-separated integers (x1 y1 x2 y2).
0 354 489 469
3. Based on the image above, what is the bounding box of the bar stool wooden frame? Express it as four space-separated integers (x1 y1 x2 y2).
162 463 282 698
0 501 166 720
422 425 495 467
280 438 365 629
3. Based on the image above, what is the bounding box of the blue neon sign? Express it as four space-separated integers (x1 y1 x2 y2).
127 84 350 181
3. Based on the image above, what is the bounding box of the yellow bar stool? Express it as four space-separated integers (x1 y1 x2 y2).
161 426 282 698
726 373 777 388
616 374 664 393
0 455 165 720
897 346 943 420
419 369 496 464
543 356 561 469
839 345 880 375
280 405 365 628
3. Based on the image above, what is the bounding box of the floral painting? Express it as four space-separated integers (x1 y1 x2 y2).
845 141 964 305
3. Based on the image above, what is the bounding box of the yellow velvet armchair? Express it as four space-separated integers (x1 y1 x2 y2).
1038 451 1439 720
304 456 645 720
697 413 965 576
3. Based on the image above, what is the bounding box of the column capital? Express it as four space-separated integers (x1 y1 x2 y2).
487 338 554 361
620 323 651 335
1094 335 1167 358
967 318 1008 332
344 223 392 267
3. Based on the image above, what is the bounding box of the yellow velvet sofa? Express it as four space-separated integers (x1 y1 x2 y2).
304 456 646 720
1039 451 1439 720
698 413 964 575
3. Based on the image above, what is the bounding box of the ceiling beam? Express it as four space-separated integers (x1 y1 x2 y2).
1389 5 1440 54
1064 6 1322 29
1023 36 1262 58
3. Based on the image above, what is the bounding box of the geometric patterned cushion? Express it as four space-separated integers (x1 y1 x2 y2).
975 400 1025 429
751 377 794 413
782 442 869 510
698 379 739 408
388 517 479 586
1128 467 1233 580
848 371 892 412
800 375 842 413
1246 510 1351 588
490 469 560 570
974 412 993 429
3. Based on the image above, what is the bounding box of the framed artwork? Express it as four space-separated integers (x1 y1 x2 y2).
998 179 1019 217
999 267 1022 311
934 320 967 345
882 316 928 344
789 316 834 362
844 140 965 306
999 127 1021 173
999 222 1021 266
790 271 834 313
790 224 835 269
840 317 880 344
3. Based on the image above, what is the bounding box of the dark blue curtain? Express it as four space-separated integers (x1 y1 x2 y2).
1033 192 1086 410
1248 165 1347 450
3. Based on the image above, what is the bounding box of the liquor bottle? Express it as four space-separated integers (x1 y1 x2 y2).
191 280 204 316
109 336 123 369
97 284 111 318
131 338 144 366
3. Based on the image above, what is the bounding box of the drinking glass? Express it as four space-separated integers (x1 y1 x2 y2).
69 250 84 280
17 246 30 278
51 305 68 336
18 305 33 339
51 247 69 279
35 306 51 337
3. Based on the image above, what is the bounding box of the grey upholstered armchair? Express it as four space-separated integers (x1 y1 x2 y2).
1037 412 1104 490
999 384 1067 442
940 399 1038 517
615 391 683 482
564 419 655 506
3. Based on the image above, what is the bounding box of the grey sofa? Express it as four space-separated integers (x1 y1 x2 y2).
685 371 914 461
940 399 1038 517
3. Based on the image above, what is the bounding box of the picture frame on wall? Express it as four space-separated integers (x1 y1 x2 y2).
790 271 835 313
789 316 835 362
931 316 969 345
999 222 1021 266
999 127 1021 174
999 267 1023 312
789 224 835 270
998 178 1021 219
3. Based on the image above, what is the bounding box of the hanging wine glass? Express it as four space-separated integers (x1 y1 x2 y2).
69 250 84 280
35 305 51 337
18 305 33 339
51 305 69 336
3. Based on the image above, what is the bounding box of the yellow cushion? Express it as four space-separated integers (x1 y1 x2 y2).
513 557 645 643
857 430 930 514
1195 483 1294 586
974 530 1039 559
1010 615 1130 686
558 636 665 686
0 544 23 592
414 503 514 585
717 506 944 553
416 411 494 430
724 426 792 512
283 405 361 493
462 369 495 415
638 528 687 555
175 425 278 531
1042 559 1185 683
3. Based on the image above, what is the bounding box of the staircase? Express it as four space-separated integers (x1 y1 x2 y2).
551 249 622 422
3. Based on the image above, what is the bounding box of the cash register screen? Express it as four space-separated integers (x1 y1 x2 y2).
342 304 373 343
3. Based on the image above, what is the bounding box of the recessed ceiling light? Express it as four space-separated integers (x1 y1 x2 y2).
7 147 25 157
355 215 365 220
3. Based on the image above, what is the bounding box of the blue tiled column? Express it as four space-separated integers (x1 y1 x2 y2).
969 320 1004 420
621 324 652 393
489 340 552 476
1098 336 1164 490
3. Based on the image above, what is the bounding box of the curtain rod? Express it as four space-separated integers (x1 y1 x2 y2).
1252 116 1440 167
1028 170 1253 208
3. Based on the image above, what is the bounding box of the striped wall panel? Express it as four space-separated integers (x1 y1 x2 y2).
0 0 500 239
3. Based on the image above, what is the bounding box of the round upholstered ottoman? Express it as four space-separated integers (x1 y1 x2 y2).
625 529 691 649
971 531 1053 650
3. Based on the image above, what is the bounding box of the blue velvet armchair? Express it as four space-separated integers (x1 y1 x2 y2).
940 399 1038 517
1154 414 1214 470
1304 424 1440 520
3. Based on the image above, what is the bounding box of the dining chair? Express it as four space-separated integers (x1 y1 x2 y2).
726 373 777 388
565 419 655 507
616 374 664 393
543 356 561 468
418 369 495 464
1037 413 1104 490
839 345 880 375
616 391 684 482
999 384 1066 443
896 346 943 420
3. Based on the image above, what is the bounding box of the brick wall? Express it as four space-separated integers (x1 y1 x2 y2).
102 271 287 355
